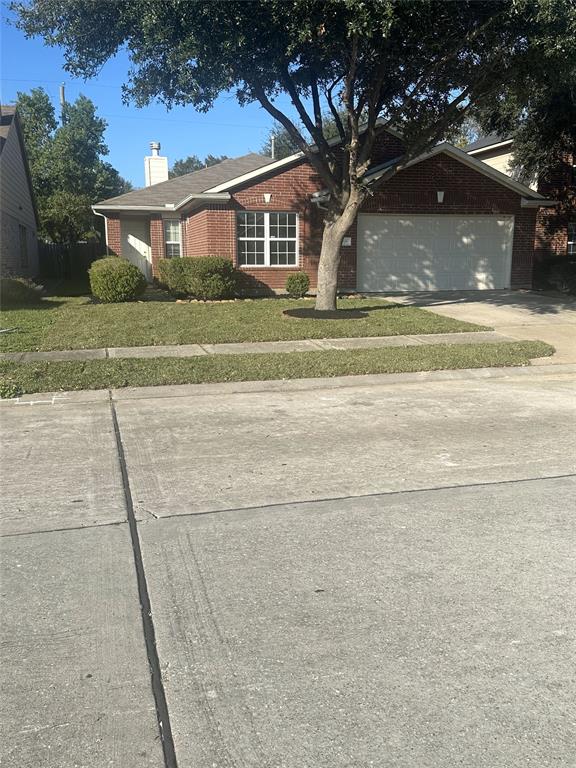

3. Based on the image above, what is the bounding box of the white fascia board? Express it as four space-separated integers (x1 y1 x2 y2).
361 155 406 183
467 139 513 156
400 143 546 200
92 204 171 212
521 198 558 208
92 193 230 214
204 122 404 194
175 192 231 209
203 154 305 194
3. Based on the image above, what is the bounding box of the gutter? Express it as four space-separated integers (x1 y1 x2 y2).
521 198 558 208
92 192 230 214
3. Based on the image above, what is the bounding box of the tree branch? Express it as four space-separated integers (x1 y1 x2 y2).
310 71 323 132
278 67 333 160
251 82 337 193
325 77 346 143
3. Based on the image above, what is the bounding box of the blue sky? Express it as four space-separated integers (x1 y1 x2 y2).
1 4 296 187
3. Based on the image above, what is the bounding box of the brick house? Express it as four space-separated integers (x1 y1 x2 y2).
0 105 39 278
93 129 562 294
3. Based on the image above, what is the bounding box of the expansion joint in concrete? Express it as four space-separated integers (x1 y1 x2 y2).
109 402 179 768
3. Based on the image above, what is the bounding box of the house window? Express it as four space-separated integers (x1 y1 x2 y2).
237 212 298 267
164 219 182 257
568 222 576 257
19 225 28 268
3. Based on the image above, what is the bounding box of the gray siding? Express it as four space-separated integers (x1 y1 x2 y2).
0 120 38 277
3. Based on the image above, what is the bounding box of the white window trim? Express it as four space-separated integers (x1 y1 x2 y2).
568 222 576 256
237 211 299 268
164 218 182 258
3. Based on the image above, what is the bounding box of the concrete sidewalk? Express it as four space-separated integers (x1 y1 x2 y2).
0 329 518 363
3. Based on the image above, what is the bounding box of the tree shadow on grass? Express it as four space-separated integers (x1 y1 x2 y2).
1 298 64 311
284 303 401 320
284 307 369 320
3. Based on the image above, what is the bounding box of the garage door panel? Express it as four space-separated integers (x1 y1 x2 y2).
358 215 513 292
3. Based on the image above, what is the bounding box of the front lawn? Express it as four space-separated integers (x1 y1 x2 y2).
0 292 488 353
0 341 552 395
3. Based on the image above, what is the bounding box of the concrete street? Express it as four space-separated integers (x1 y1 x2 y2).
1 367 575 766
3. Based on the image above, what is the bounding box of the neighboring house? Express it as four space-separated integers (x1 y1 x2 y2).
93 130 558 294
466 134 575 265
0 105 39 278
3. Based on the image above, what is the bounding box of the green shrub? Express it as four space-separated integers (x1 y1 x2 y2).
158 256 238 300
0 277 43 307
157 257 188 295
187 256 238 300
89 257 146 303
285 271 310 298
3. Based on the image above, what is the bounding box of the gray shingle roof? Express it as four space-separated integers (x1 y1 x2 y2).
465 134 512 153
95 152 276 208
0 106 16 153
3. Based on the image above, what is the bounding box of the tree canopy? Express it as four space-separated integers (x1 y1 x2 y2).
13 0 576 306
169 153 229 178
15 88 131 242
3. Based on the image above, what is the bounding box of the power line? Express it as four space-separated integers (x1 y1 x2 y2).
1 79 271 129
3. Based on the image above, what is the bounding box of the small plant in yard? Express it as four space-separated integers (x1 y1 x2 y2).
89 257 146 303
157 256 238 300
286 272 310 298
0 277 44 307
0 380 23 399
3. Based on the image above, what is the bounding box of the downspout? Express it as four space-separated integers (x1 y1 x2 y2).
92 209 109 255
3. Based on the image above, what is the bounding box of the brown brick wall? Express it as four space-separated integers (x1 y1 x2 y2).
106 216 121 256
150 215 165 277
180 131 406 292
535 207 569 262
358 154 535 289
535 151 575 263
221 152 534 291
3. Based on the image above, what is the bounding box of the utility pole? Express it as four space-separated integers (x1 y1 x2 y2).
59 83 66 124
271 135 275 160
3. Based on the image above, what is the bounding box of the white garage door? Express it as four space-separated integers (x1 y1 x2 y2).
357 214 514 292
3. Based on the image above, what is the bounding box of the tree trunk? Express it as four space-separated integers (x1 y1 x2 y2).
315 196 360 311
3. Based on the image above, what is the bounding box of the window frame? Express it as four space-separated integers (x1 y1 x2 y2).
163 218 182 258
236 211 299 268
568 221 576 257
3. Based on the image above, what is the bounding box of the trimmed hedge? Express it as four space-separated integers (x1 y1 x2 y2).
0 277 44 307
285 271 310 298
89 257 146 303
158 256 238 300
157 257 188 296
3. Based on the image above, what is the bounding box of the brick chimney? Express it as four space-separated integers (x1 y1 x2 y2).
144 141 169 186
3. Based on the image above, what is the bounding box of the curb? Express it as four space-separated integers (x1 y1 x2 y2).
2 363 575 406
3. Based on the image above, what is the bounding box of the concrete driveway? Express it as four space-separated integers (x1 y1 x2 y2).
1 368 576 767
384 290 576 364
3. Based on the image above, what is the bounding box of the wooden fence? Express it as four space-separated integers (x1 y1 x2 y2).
38 241 106 280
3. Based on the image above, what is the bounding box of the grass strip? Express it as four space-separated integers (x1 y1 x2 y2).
0 341 553 396
0 296 488 353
